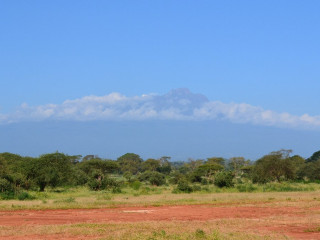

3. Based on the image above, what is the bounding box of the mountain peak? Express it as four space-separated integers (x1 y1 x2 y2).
164 88 209 102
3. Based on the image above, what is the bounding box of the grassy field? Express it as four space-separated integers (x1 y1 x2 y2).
1 182 320 210
1 183 320 239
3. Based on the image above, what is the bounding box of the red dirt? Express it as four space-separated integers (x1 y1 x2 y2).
0 205 320 239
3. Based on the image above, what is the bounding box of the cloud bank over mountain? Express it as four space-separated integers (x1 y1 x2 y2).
1 88 320 129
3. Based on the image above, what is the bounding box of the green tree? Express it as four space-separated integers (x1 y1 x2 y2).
207 157 225 166
0 153 35 191
298 159 320 181
117 153 143 174
142 159 160 172
79 158 119 175
158 156 172 175
187 158 205 171
138 171 166 186
0 156 8 178
306 150 320 163
190 163 224 183
228 157 250 172
252 150 295 183
32 152 74 191
214 171 234 188
288 155 305 179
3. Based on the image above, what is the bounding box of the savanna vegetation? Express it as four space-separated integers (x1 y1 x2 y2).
1 149 320 203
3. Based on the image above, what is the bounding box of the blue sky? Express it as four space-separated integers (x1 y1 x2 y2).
1 1 320 160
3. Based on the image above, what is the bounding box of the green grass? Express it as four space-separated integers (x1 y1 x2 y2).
0 182 320 210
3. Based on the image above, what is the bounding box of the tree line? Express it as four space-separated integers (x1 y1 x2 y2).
1 149 320 198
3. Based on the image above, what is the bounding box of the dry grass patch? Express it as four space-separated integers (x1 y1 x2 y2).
0 221 288 240
1 188 320 211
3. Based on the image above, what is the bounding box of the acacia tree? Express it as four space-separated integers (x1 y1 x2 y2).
79 158 119 175
117 153 143 175
141 159 160 172
158 156 172 174
252 150 295 183
32 152 74 191
207 157 225 166
190 162 224 183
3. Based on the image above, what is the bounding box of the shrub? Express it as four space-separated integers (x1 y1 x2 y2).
201 178 208 185
138 171 166 186
130 180 142 190
192 184 202 192
54 197 76 203
176 178 193 193
169 172 185 184
0 178 14 195
112 186 122 193
214 171 234 188
236 183 257 192
195 229 206 238
17 191 35 201
0 192 15 200
88 176 105 191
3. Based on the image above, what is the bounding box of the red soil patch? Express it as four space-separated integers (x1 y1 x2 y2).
0 205 319 239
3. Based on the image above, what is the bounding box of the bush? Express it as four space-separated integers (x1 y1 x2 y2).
214 171 234 188
0 178 13 193
236 183 257 192
17 191 35 201
192 184 202 192
262 182 315 192
138 171 166 186
130 180 142 190
112 186 122 193
105 177 121 189
0 191 15 200
201 178 208 185
169 172 185 184
175 178 193 193
87 170 121 191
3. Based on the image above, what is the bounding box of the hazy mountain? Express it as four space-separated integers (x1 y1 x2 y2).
0 120 318 161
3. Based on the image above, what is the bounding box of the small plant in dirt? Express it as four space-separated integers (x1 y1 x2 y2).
305 227 320 232
152 230 166 237
214 171 234 188
195 229 206 238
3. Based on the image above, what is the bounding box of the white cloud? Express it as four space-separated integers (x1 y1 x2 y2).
1 89 320 130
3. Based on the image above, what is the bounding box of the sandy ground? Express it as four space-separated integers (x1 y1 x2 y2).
1 204 320 239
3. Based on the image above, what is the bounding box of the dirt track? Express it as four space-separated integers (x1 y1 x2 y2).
1 204 320 239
